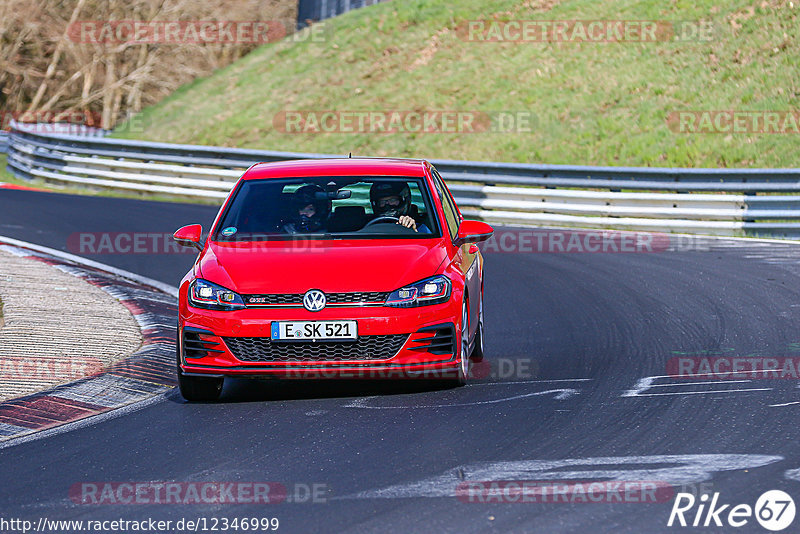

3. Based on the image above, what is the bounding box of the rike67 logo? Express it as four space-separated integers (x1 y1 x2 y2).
668 490 795 531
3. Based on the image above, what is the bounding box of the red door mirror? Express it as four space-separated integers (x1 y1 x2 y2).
173 224 203 251
456 220 494 246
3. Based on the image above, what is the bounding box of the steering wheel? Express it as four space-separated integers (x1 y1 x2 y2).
364 216 400 227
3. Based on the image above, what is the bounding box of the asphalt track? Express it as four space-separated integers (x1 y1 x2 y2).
2 188 800 533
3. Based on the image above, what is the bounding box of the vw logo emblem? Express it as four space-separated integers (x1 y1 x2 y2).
303 289 326 312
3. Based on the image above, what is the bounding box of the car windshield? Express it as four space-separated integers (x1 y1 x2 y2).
213 176 441 240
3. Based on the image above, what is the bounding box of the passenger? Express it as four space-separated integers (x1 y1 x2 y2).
283 184 331 233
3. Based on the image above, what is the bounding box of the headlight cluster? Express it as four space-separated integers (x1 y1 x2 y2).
385 275 451 307
189 279 245 310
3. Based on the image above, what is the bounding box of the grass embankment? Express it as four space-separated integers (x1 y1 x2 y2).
115 0 799 168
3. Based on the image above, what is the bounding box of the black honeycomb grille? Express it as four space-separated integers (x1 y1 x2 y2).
223 334 408 362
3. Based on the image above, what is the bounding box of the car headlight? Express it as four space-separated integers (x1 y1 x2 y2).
385 275 452 307
189 279 245 310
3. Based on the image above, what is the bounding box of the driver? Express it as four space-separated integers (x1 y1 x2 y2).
369 181 430 233
283 184 331 233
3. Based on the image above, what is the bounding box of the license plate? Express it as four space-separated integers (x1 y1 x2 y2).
271 321 357 341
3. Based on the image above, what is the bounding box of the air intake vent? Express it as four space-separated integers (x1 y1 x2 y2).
408 324 455 355
183 328 224 359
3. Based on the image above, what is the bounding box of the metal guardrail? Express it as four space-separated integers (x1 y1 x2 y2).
2 123 108 154
6 125 800 237
297 0 387 29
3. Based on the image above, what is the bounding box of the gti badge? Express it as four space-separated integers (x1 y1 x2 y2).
303 289 326 312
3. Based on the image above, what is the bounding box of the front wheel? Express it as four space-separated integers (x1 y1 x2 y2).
470 289 485 361
179 372 223 401
447 298 469 387
177 324 223 401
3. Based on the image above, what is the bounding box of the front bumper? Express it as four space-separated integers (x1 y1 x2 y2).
178 299 462 379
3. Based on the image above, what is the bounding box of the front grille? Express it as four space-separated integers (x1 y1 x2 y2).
326 291 389 304
245 294 302 305
223 334 409 362
244 291 389 307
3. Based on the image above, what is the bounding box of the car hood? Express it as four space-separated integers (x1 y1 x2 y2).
197 239 447 294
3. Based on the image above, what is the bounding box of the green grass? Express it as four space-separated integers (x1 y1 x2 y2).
0 154 15 183
0 154 55 191
113 0 800 168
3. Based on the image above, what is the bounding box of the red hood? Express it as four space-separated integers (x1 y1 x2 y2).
197 239 447 294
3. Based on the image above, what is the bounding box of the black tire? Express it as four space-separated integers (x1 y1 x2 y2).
178 371 224 402
451 298 470 386
470 290 485 361
176 323 223 401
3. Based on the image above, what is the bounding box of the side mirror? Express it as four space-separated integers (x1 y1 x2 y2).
455 220 494 246
173 224 203 251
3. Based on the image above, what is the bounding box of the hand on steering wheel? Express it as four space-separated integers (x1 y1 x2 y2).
364 216 400 227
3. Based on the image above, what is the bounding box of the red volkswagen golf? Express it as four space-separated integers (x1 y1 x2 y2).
173 158 493 401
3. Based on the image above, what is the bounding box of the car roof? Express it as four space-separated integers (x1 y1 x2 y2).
242 158 430 180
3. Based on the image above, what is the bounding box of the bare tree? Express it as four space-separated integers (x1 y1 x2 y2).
0 0 297 129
